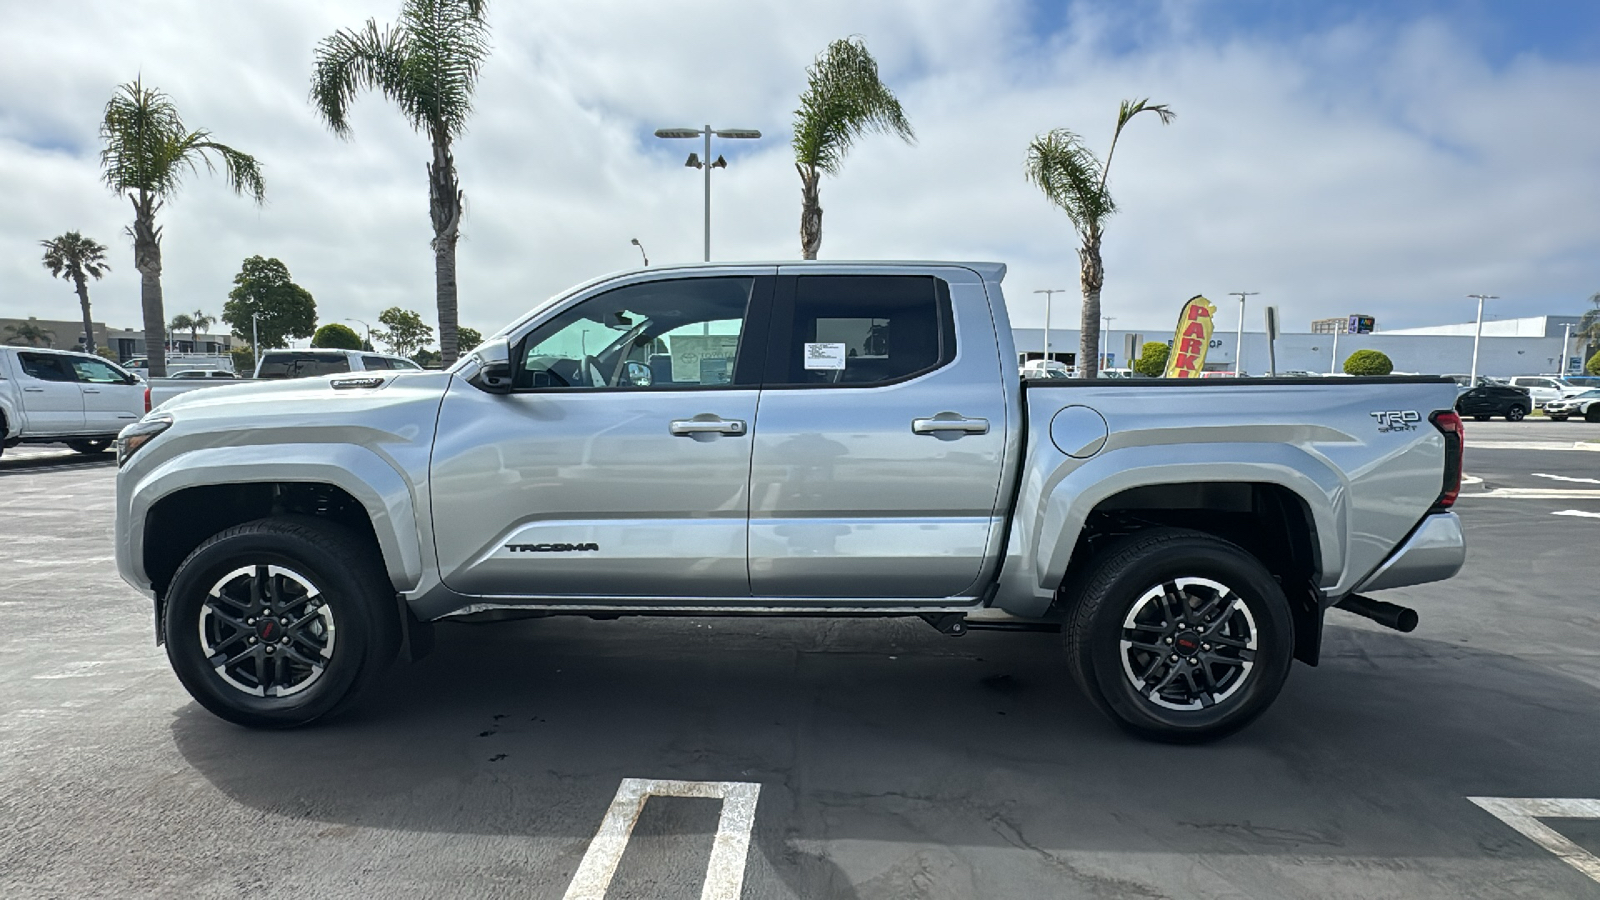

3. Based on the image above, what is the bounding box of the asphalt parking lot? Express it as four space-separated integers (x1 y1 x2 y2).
2 422 1599 899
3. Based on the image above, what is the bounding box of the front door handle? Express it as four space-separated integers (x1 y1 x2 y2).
23 387 45 393
83 388 102 394
913 413 990 435
670 416 747 437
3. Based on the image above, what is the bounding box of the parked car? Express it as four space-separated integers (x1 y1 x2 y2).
1564 375 1600 388
1455 383 1532 421
1505 375 1586 408
255 348 423 379
116 261 1466 743
0 346 147 455
1543 389 1600 422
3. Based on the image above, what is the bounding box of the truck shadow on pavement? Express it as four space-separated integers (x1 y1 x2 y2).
169 616 1600 898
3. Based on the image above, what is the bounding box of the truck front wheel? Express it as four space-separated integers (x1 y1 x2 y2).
1065 528 1294 743
163 516 399 728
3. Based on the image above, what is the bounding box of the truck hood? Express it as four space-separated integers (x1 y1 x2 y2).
154 370 449 415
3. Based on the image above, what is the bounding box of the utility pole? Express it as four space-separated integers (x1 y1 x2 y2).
1033 289 1066 368
1229 291 1258 376
1102 315 1116 369
1560 322 1573 375
1468 294 1498 385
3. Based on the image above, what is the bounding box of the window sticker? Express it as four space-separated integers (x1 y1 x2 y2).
803 342 847 370
669 334 740 383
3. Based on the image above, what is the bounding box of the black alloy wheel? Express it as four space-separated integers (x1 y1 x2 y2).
1065 528 1294 743
1505 405 1527 421
67 438 111 454
164 516 399 728
1588 406 1600 423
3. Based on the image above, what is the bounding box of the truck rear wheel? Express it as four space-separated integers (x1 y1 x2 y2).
1064 528 1294 743
163 516 399 728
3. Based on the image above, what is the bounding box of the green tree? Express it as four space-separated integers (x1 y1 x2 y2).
1133 341 1169 377
99 78 264 377
312 0 490 367
1586 350 1599 376
456 325 482 353
4 322 54 347
231 346 257 375
312 322 364 350
1343 349 1394 376
792 37 914 260
168 309 216 350
412 348 441 368
1026 99 1174 379
1577 292 1600 364
222 256 317 349
40 231 111 354
377 306 434 357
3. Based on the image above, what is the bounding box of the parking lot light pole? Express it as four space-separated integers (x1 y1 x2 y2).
1229 291 1258 376
1033 289 1066 366
345 317 374 350
654 126 762 262
1468 294 1498 385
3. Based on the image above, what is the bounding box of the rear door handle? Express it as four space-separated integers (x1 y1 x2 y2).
83 388 101 394
23 387 45 393
670 416 747 437
913 413 990 435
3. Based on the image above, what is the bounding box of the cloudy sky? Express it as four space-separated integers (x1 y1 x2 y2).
2 0 1598 347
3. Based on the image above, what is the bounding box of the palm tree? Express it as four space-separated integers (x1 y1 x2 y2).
792 37 914 259
169 310 216 352
1579 292 1600 347
40 231 111 354
311 0 490 367
99 78 265 377
1026 99 1174 379
5 322 55 347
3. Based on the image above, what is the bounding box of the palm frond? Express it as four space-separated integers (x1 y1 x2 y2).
99 78 186 195
398 0 491 139
41 231 111 281
311 20 409 137
1101 97 1174 192
1025 129 1112 236
793 37 915 174
184 137 267 204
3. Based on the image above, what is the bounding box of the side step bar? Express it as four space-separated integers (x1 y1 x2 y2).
1334 594 1419 633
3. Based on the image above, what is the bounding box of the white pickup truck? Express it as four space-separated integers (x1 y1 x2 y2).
114 262 1467 742
0 346 147 456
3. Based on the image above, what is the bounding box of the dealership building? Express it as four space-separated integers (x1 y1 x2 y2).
1015 314 1591 377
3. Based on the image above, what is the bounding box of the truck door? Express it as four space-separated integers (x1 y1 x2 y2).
65 355 143 432
431 273 773 599
749 269 1009 599
14 352 86 433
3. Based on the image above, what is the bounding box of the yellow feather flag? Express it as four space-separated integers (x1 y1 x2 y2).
1162 295 1218 378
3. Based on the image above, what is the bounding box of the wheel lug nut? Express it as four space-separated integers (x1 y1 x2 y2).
248 637 257 644
247 618 256 625
265 646 275 655
1188 657 1199 665
280 618 290 626
1164 637 1173 645
1201 643 1211 651
1169 654 1179 663
280 636 290 644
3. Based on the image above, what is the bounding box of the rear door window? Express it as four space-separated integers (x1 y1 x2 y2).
256 353 294 379
764 275 954 386
303 356 351 377
360 356 392 370
18 353 76 382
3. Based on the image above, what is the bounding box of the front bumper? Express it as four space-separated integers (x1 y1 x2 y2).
1355 512 1467 593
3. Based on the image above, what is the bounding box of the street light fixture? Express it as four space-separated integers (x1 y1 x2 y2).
1468 294 1498 384
654 124 762 262
630 238 649 267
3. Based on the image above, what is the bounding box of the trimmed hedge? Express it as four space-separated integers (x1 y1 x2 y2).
1343 349 1394 376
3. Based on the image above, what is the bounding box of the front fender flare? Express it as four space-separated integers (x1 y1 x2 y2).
127 442 422 592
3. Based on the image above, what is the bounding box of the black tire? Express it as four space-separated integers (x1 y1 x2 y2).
66 438 112 454
1064 528 1295 743
1588 406 1600 424
163 516 400 728
1505 405 1527 422
1549 416 1569 422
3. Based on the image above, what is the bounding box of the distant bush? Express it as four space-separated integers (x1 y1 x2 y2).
231 347 256 375
1133 341 1169 376
1587 350 1600 376
1343 349 1394 376
311 322 363 350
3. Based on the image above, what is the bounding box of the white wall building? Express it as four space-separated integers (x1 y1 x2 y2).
1013 314 1590 377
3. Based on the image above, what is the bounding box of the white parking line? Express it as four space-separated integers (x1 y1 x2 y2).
1553 509 1600 519
1468 797 1600 884
1474 488 1600 499
563 778 761 900
1533 473 1600 485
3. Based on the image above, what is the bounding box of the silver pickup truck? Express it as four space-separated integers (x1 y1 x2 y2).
113 262 1466 742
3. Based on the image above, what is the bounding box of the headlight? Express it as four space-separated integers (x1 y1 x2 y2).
116 413 173 467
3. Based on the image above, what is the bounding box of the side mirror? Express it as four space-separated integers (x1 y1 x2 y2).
623 360 653 387
467 337 514 394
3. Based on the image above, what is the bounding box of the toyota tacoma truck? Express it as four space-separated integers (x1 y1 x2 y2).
113 262 1467 742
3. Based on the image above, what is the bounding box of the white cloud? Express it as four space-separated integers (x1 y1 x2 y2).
1 0 1596 348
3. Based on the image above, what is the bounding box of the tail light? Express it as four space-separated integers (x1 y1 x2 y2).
144 386 152 413
1429 410 1463 509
